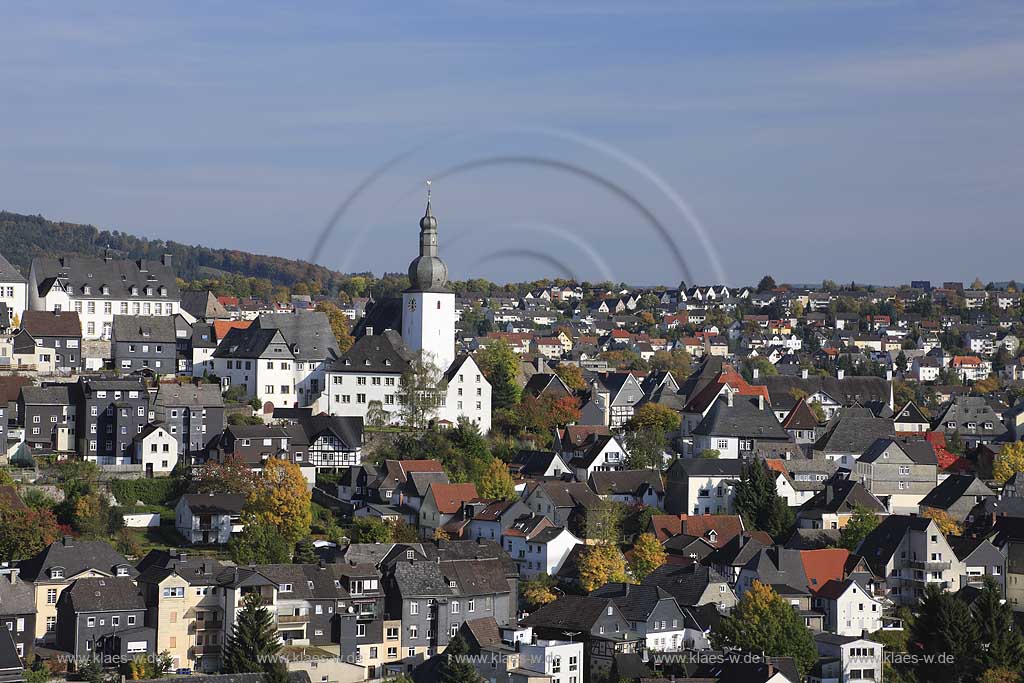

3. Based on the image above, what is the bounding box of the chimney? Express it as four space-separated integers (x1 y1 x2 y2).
727 392 734 408
758 395 765 410
103 246 113 262
825 484 834 505
366 326 374 336
837 369 845 380
801 368 809 380
753 367 760 380
161 253 172 268
62 536 74 547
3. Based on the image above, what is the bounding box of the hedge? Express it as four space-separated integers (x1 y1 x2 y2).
110 477 187 506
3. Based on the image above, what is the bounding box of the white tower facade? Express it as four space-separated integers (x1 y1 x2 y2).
401 188 456 373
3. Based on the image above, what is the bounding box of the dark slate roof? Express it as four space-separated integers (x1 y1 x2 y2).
63 576 145 612
569 434 626 469
0 629 21 678
20 310 81 338
739 547 809 594
292 414 364 450
520 595 616 631
894 401 929 425
640 564 728 606
814 416 896 455
17 538 135 582
257 311 341 361
19 384 72 406
179 493 246 515
588 469 664 497
782 398 819 430
933 396 1008 439
391 559 452 597
352 297 403 338
213 325 283 359
784 528 842 550
405 471 451 498
799 476 887 515
153 382 224 408
31 255 179 299
590 582 678 622
510 450 567 477
112 314 177 343
856 514 932 575
706 534 769 567
529 481 602 509
691 396 790 440
0 571 35 615
752 374 890 412
329 330 411 373
919 474 994 510
180 291 230 320
0 254 24 283
666 458 745 479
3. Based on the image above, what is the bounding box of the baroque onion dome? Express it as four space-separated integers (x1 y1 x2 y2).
407 184 450 292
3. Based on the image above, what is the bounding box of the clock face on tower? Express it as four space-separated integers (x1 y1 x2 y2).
408 299 417 312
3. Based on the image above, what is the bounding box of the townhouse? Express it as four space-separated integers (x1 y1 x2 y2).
664 458 744 516
55 577 154 667
111 314 177 375
151 381 226 466
17 310 82 373
854 438 938 512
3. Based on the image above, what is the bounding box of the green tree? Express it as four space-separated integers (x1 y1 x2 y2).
624 427 666 470
649 348 691 378
733 461 793 539
315 301 355 353
712 580 818 676
438 632 481 683
0 506 61 561
698 448 720 459
477 459 517 501
223 592 282 674
293 537 318 564
975 577 1024 672
757 275 777 292
554 364 587 391
396 353 446 428
627 403 681 433
229 520 291 564
350 517 392 543
521 573 559 610
839 506 881 551
911 583 980 683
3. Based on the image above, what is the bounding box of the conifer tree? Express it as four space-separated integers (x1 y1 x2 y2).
223 593 281 674
975 578 1024 672
438 632 481 683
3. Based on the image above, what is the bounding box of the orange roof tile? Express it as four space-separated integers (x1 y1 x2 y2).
213 320 252 341
800 548 851 593
428 483 480 514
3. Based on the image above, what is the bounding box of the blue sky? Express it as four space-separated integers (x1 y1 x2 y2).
2 1 1022 286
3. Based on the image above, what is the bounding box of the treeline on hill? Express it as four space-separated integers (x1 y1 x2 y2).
0 210 612 302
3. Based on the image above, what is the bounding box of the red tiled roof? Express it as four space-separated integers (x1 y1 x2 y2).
399 459 445 474
952 355 983 367
428 483 480 514
926 432 973 472
648 514 745 547
213 320 251 341
800 548 852 594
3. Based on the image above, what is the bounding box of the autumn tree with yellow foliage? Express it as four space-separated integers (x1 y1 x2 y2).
993 440 1024 484
922 507 963 537
578 543 629 592
244 458 312 546
628 533 666 582
477 459 517 501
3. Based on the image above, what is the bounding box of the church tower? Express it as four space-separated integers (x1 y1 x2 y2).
402 182 456 372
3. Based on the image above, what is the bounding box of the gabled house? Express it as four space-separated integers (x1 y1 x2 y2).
894 401 930 436
418 483 480 539
933 396 1008 449
501 515 582 579
0 566 34 662
664 458 745 516
812 409 897 469
918 474 995 522
584 372 645 428
566 434 629 481
948 535 1005 594
522 481 603 539
508 450 572 479
111 314 177 376
812 578 883 637
55 577 153 667
854 438 938 512
855 514 965 606
18 310 82 373
588 469 664 508
689 394 792 459
640 564 737 609
16 537 136 643
174 493 245 545
797 475 887 530
590 583 689 652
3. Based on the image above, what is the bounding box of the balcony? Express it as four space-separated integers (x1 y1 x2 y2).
193 645 221 655
277 614 310 624
906 560 952 571
195 620 224 631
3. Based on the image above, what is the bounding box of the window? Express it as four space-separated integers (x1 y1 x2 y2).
280 583 292 593
163 587 185 598
87 617 96 627
409 625 418 639
410 601 419 615
386 626 399 640
468 599 475 612
47 589 58 604
451 601 460 614
356 624 366 638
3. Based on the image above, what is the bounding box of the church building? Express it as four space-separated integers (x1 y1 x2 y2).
323 188 492 433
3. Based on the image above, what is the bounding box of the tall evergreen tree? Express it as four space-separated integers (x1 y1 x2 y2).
911 583 980 683
489 359 521 410
438 632 481 683
733 461 793 539
975 578 1024 672
223 593 281 674
292 537 318 564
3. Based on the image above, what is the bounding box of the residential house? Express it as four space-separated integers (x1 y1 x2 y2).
132 423 178 476
18 384 74 451
641 564 737 609
522 481 603 538
854 438 938 512
856 515 965 606
948 536 1006 594
16 537 136 643
933 396 1008 449
894 401 931 436
917 474 996 522
664 458 744 515
0 254 27 325
812 409 897 469
583 372 645 428
174 494 245 545
0 566 34 661
151 382 226 466
811 633 884 683
55 577 153 667
797 476 888 530
75 377 151 465
588 470 664 508
418 483 480 539
519 596 640 680
17 310 82 372
567 434 629 481
589 583 689 652
508 450 572 480
111 315 177 375
690 394 793 459
812 579 882 637
502 519 581 580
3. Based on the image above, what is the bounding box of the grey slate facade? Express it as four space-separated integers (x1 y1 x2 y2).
152 382 225 466
75 378 151 464
111 315 177 375
55 577 153 666
18 310 83 372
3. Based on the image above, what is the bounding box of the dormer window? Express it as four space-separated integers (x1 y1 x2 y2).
116 566 129 577
50 567 64 579
406 550 414 560
384 359 391 366
448 580 456 588
83 286 91 295
102 285 110 295
131 286 139 296
280 583 293 593
159 286 167 297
